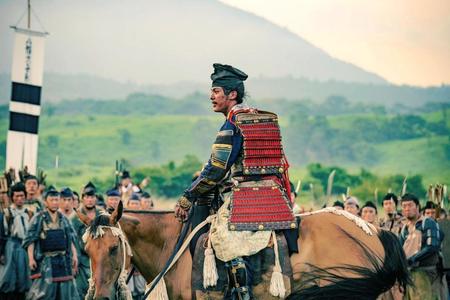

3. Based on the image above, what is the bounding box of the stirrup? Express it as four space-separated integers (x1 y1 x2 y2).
226 257 251 300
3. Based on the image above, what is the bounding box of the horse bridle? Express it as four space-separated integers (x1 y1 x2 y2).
83 224 133 299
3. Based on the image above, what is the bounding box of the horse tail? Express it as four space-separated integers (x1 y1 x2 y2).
287 229 412 300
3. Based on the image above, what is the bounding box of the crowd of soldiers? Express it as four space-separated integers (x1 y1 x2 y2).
330 193 448 299
0 167 447 299
0 61 448 299
0 170 152 300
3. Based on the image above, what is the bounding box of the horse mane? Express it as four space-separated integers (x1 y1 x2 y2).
88 213 114 238
287 228 412 300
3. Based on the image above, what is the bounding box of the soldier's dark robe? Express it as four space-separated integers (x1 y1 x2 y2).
0 206 32 299
23 211 79 300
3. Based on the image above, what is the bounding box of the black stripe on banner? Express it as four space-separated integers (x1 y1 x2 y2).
9 112 39 134
11 82 42 106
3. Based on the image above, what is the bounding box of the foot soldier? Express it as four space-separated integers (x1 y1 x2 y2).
0 183 32 300
69 182 103 299
175 64 297 299
400 193 447 299
23 175 43 215
23 186 79 300
379 193 404 236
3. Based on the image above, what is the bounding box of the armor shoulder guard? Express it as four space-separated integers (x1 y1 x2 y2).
233 109 286 176
421 217 441 247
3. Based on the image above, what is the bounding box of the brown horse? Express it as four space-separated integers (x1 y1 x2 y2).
79 206 411 300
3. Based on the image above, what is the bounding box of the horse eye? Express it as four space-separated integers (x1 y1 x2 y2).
109 245 119 254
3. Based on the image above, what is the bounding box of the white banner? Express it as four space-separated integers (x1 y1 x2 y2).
11 27 46 87
6 131 39 176
6 27 47 175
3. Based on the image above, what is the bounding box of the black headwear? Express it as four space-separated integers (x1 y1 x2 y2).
24 175 39 184
130 193 140 201
9 182 26 198
106 188 120 197
423 201 436 210
211 63 248 92
362 201 378 213
60 187 74 198
332 200 344 209
401 193 420 207
82 181 97 196
44 185 59 199
383 193 398 206
121 170 131 179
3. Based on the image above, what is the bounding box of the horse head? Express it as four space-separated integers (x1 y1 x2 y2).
77 201 132 300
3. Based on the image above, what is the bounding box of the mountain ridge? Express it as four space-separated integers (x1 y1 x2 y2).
0 0 386 85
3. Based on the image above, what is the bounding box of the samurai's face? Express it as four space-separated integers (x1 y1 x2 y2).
12 191 26 208
401 200 419 220
45 195 60 212
210 87 237 115
106 196 120 211
424 208 436 220
83 194 96 209
383 198 396 215
59 197 73 213
25 179 38 198
361 207 377 224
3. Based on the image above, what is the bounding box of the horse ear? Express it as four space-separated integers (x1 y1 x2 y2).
75 208 92 226
110 200 123 225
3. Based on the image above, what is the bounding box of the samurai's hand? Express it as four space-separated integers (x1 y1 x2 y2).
174 196 192 222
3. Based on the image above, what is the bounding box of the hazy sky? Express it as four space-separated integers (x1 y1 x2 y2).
221 0 450 87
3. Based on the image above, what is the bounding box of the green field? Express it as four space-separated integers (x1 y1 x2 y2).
0 109 448 195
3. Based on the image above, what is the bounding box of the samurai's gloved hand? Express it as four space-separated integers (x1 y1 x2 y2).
174 196 192 223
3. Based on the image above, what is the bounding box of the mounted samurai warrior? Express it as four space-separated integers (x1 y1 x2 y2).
175 63 298 299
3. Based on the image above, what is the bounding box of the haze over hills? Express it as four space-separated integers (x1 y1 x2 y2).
0 0 386 85
0 72 449 107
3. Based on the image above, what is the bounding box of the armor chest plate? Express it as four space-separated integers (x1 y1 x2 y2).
41 228 67 253
235 111 286 176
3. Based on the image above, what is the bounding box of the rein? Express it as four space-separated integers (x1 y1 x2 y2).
83 224 133 300
142 209 194 299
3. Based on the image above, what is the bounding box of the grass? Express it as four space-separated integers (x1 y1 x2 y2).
0 111 448 193
372 136 449 185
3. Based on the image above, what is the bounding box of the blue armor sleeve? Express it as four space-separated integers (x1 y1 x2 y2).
184 118 242 199
408 218 441 265
22 213 43 249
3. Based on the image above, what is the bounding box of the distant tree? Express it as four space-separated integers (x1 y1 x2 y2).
307 163 361 195
384 174 426 200
133 155 202 198
321 95 350 115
